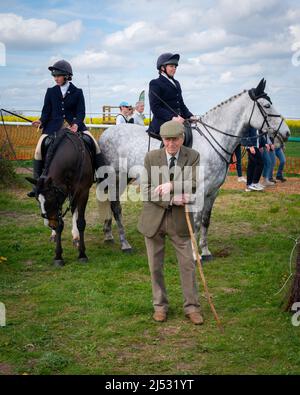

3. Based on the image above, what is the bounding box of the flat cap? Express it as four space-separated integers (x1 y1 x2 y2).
160 120 185 138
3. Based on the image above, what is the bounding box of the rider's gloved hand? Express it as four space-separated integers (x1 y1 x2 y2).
69 124 79 133
32 120 42 128
172 116 185 124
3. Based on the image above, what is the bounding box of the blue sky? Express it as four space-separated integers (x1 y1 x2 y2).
0 0 300 118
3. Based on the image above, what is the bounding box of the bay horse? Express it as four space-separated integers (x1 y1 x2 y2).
27 128 94 266
96 79 290 259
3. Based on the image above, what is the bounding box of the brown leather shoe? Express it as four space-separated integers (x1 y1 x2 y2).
186 311 204 325
153 311 167 322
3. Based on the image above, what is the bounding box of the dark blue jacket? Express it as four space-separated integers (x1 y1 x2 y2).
40 83 87 135
148 74 193 134
241 126 267 148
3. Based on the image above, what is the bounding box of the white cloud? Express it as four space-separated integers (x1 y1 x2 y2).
1 0 300 117
190 37 291 67
103 17 240 55
218 0 279 19
290 25 300 50
219 71 233 83
0 13 82 49
104 21 168 50
70 50 127 70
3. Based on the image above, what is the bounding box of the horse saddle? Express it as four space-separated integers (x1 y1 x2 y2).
80 133 96 167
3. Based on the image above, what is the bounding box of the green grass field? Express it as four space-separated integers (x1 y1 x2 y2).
0 175 300 375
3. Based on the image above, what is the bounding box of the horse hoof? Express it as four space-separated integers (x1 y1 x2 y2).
201 255 213 262
122 248 133 254
104 239 115 244
53 259 64 267
78 257 88 264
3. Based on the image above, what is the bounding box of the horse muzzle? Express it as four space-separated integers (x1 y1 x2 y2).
48 219 58 230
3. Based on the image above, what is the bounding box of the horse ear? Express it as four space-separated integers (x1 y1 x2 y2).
255 78 265 95
263 79 266 91
25 177 37 185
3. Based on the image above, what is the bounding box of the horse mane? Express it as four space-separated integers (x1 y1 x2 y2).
43 128 70 175
203 89 248 117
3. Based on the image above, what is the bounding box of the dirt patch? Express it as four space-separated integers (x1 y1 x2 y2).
214 247 232 258
0 211 19 218
0 362 14 375
15 167 32 175
220 287 241 294
222 176 300 195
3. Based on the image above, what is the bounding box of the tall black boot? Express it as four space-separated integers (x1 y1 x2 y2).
94 153 107 183
27 159 44 197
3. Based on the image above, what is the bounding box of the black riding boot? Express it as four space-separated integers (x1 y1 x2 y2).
27 159 43 197
95 153 107 183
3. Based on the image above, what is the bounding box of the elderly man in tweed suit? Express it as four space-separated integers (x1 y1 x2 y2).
138 120 203 325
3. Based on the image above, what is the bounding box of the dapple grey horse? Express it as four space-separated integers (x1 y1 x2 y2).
97 79 290 260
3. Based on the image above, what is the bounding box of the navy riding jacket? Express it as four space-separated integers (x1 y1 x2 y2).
148 74 193 135
40 83 87 135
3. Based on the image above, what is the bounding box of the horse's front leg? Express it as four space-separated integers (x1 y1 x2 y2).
71 208 80 249
49 229 56 242
54 218 64 266
110 200 132 253
103 218 114 243
76 192 89 263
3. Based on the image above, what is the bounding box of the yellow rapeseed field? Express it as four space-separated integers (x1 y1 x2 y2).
0 115 297 130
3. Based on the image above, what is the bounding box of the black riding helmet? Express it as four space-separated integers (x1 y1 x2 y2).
156 53 180 70
48 60 73 80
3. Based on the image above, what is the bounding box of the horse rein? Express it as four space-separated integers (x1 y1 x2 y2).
191 98 285 165
148 89 285 165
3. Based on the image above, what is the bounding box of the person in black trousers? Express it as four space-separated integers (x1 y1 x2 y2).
241 127 265 192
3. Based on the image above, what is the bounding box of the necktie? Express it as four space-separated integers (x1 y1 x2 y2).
169 156 176 181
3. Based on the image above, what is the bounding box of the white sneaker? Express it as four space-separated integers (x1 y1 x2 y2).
256 183 265 189
263 178 275 187
238 177 247 183
251 183 264 191
245 186 252 192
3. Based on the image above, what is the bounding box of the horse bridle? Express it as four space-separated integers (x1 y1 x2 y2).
192 96 285 165
248 96 285 141
39 183 71 221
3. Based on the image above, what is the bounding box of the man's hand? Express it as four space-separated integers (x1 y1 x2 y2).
172 116 185 124
32 120 42 128
270 144 275 151
172 193 190 206
265 144 270 152
154 182 173 196
69 124 79 133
